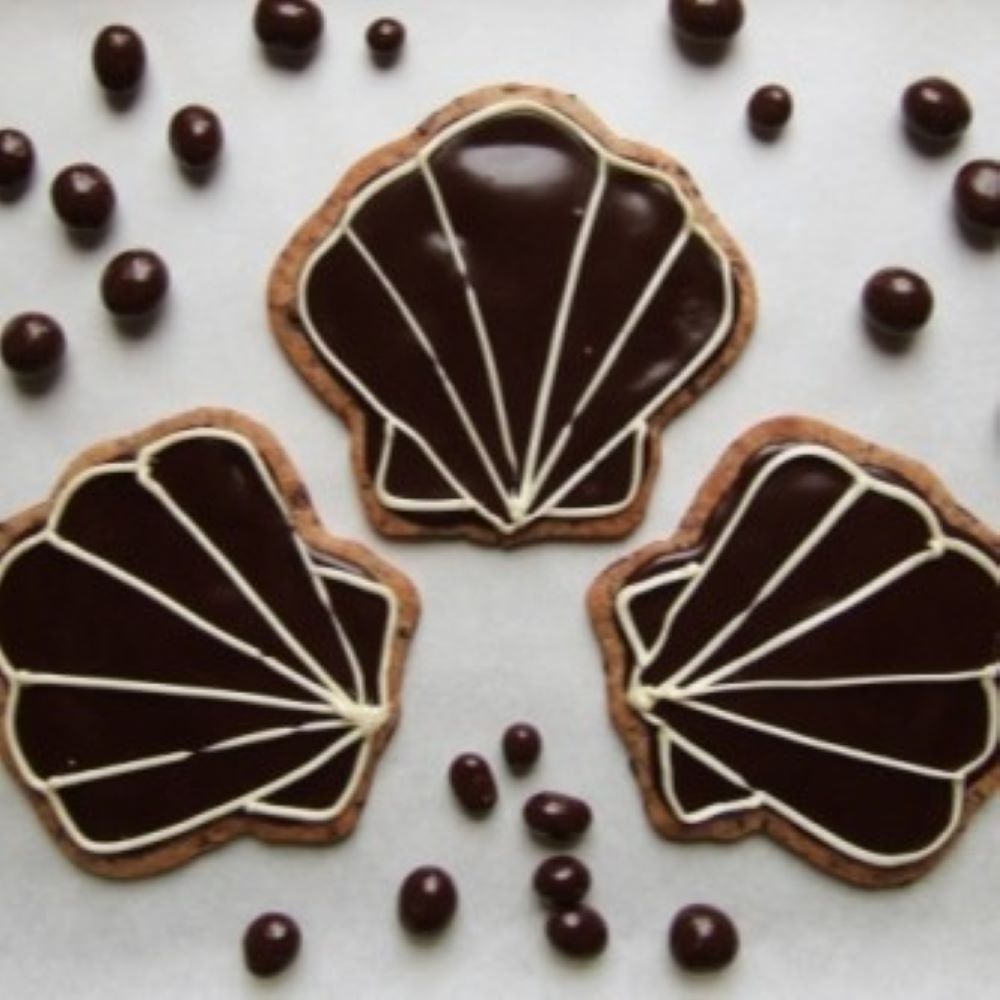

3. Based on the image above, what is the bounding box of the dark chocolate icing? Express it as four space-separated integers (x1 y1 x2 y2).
0 428 401 853
615 441 999 866
296 102 745 539
0 128 35 189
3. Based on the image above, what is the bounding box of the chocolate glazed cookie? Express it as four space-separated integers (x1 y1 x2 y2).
268 84 755 546
589 416 999 887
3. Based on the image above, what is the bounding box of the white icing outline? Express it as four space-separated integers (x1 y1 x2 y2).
614 444 1000 868
296 98 738 534
0 429 400 854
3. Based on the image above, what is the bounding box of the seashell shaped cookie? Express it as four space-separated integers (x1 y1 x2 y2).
269 84 755 545
589 417 999 886
0 410 418 877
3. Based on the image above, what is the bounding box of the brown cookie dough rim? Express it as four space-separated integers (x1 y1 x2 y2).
588 414 999 888
267 81 757 547
0 406 420 879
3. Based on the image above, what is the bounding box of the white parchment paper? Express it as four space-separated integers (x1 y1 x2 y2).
0 1 997 997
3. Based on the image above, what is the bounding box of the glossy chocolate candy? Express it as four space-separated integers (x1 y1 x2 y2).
92 25 146 93
1 313 65 376
100 249 169 316
50 164 115 229
0 129 35 188
449 752 498 814
502 722 542 773
243 912 301 977
398 866 458 934
254 0 324 54
953 159 1000 232
523 791 592 843
533 855 591 907
169 105 224 170
546 905 608 958
901 77 971 144
861 267 934 339
669 904 739 971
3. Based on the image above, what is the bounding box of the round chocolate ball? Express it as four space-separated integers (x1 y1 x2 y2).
366 17 406 57
100 249 169 317
169 105 224 169
253 0 324 54
953 159 1000 232
533 855 591 908
449 753 498 814
242 912 301 978
502 722 542 773
668 903 739 972
0 128 35 188
50 164 115 230
669 0 745 43
546 905 608 958
861 268 934 336
901 77 972 144
747 85 794 132
398 866 458 934
1 313 65 376
92 25 146 93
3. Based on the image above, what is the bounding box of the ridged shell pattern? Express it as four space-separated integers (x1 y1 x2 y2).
0 430 399 855
614 444 999 868
297 99 740 537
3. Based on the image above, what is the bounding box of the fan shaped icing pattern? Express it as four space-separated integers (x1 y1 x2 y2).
0 414 417 870
593 424 999 880
271 86 755 543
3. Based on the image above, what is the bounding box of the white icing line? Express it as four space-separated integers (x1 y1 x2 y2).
346 226 514 520
674 693 980 782
48 751 192 791
48 728 369 855
250 737 372 822
658 730 758 825
46 531 339 710
613 442 1000 867
527 223 734 522
140 430 363 714
419 153 519 477
664 481 866 690
296 98 741 532
46 719 354 792
525 219 693 506
547 425 647 518
518 156 608 514
684 548 940 695
14 672 336 715
374 424 473 511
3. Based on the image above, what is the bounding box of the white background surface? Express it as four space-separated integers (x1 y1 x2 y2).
1 1 998 997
